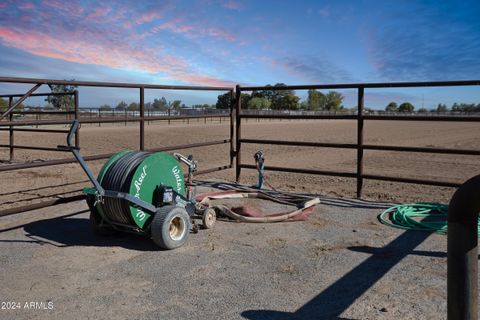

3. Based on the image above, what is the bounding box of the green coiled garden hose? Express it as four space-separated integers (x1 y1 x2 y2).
378 202 480 236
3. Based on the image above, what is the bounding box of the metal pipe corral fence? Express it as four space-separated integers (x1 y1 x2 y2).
448 174 480 320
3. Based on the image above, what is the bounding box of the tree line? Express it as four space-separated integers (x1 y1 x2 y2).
385 101 480 113
216 83 345 111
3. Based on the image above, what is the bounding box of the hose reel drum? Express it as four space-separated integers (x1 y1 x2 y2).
61 120 215 250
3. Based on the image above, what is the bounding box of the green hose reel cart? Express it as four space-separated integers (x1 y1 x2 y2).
59 120 216 250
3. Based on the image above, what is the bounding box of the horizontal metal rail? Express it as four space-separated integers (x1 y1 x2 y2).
241 80 480 91
0 164 233 217
239 164 357 178
0 114 231 127
240 138 480 155
239 113 480 122
240 114 357 120
10 111 75 115
0 144 70 152
0 76 232 91
240 164 462 188
0 139 231 172
0 92 73 98
0 128 69 133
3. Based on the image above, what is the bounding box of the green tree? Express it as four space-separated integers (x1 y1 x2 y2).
307 89 326 110
325 91 344 111
0 98 8 111
152 97 168 111
45 83 77 110
398 102 415 113
385 102 398 112
99 104 112 111
240 93 251 110
115 101 127 111
417 107 428 113
170 100 182 111
216 92 232 109
436 103 448 112
127 102 139 111
270 83 299 110
247 97 271 109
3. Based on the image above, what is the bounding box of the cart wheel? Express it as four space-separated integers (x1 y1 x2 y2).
87 197 116 236
202 208 216 229
151 205 190 250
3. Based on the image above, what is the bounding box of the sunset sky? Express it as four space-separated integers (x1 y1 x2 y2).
0 0 479 108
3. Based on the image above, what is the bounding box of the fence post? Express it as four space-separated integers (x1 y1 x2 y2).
140 87 145 151
229 90 234 168
356 87 364 198
74 90 80 148
235 85 242 182
8 97 14 161
448 174 480 320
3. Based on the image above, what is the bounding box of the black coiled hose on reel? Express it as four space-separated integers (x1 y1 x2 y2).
100 151 150 224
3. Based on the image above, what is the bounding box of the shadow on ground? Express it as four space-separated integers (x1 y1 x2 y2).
241 229 437 320
0 210 159 251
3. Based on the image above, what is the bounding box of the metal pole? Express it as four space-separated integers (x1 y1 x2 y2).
140 87 145 151
74 90 79 148
235 85 242 182
229 90 234 168
356 87 364 198
448 174 480 320
8 97 14 161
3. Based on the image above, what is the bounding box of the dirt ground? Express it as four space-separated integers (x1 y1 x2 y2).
0 186 451 320
0 120 478 319
1 119 479 211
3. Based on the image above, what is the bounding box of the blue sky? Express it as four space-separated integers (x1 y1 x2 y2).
0 0 479 108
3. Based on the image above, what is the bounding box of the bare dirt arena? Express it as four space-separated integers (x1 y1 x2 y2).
0 120 479 319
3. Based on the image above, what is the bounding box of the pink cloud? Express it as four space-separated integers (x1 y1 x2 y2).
18 2 34 10
152 19 235 42
135 12 162 25
85 6 111 21
0 26 233 87
42 0 84 17
223 0 242 11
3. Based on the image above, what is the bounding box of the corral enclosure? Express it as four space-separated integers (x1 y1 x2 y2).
1 78 480 319
1 119 480 211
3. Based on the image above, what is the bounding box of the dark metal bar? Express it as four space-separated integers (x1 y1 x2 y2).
240 164 357 178
0 83 41 120
362 174 461 188
363 144 480 155
240 138 357 149
194 165 232 176
239 138 480 155
229 89 235 168
235 85 242 182
8 97 14 161
146 139 230 153
10 111 76 115
357 87 364 198
0 194 86 217
0 144 71 152
0 76 232 91
140 87 145 151
0 140 231 172
363 115 480 122
74 90 80 148
0 128 69 133
240 114 357 120
447 174 480 320
241 80 480 91
0 92 72 98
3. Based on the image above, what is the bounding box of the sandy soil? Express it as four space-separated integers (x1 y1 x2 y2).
1 119 479 210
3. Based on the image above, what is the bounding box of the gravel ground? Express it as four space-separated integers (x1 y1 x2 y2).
0 183 452 320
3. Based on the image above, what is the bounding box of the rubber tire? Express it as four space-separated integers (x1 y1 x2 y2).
202 208 216 229
87 197 117 236
151 205 190 250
